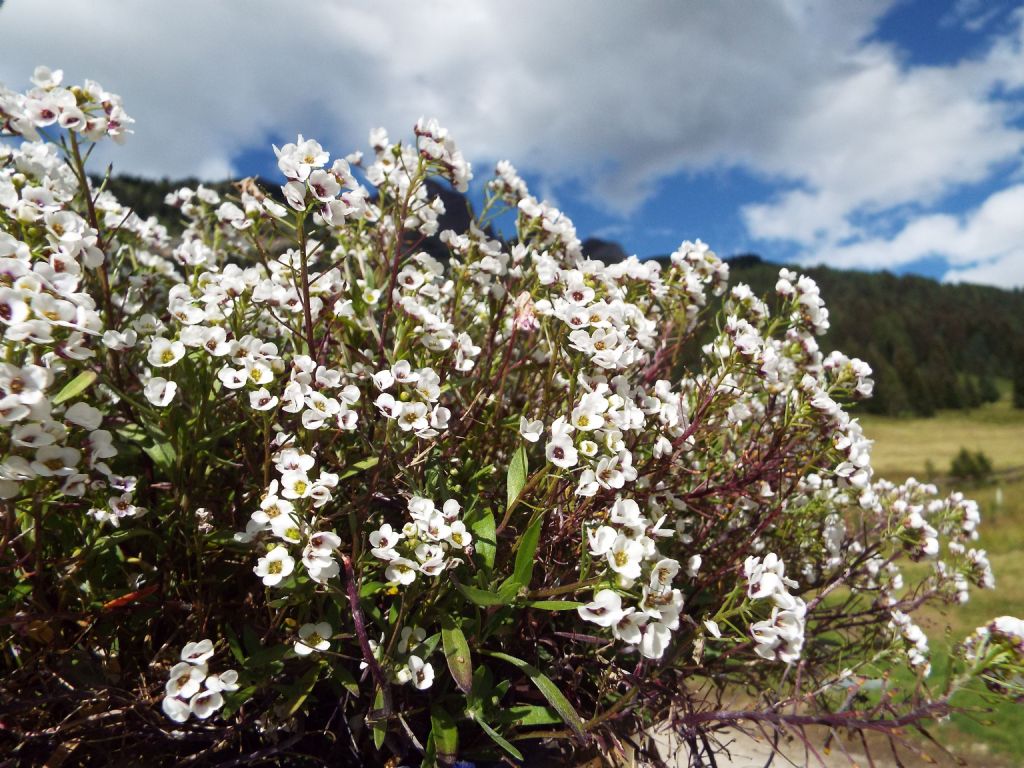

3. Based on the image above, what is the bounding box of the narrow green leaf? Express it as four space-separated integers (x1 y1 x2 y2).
455 580 518 607
53 370 97 405
469 510 496 571
505 704 563 727
506 444 528 510
372 687 386 750
224 624 245 665
143 441 177 472
359 580 385 598
484 651 586 739
430 706 459 765
281 663 320 717
441 616 473 694
340 455 379 480
220 685 258 719
330 662 360 695
512 513 543 589
476 716 523 761
525 600 582 611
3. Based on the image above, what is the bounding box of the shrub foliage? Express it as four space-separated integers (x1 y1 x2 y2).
1 67 1022 767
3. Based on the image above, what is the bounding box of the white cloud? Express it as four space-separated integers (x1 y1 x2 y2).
810 184 1024 288
0 0 891 200
1 0 1022 285
742 21 1024 247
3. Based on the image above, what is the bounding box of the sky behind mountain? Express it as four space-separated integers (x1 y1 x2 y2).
2 0 1023 287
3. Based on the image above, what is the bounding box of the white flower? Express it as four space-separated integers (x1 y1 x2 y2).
165 661 206 698
374 392 402 419
369 523 402 559
639 621 673 659
189 689 224 720
649 558 680 594
587 525 617 556
407 655 434 690
280 470 312 499
545 433 578 469
295 622 332 655
148 337 186 367
254 545 295 586
180 639 215 665
704 619 722 638
249 387 278 410
519 417 543 442
204 670 239 693
446 520 472 548
612 610 646 644
398 626 427 654
578 589 625 628
745 553 796 600
385 557 418 585
162 695 191 723
144 378 178 407
64 401 103 430
397 401 429 432
372 369 395 390
606 535 644 580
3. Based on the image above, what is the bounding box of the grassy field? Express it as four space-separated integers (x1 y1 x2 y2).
860 388 1024 480
859 391 1024 765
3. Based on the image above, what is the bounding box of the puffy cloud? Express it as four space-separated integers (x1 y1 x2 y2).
812 185 1024 288
742 21 1024 246
2 0 1022 285
0 0 892 205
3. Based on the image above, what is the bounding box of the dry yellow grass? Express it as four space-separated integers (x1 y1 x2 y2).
860 396 1024 480
859 392 1024 764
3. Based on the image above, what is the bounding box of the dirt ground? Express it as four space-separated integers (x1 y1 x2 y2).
608 726 1011 767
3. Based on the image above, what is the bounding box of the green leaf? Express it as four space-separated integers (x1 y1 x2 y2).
330 662 360 695
506 444 528 510
280 663 321 718
53 370 97 405
88 527 161 557
525 600 582 611
441 616 473 694
505 704 563 727
372 687 386 750
430 706 459 765
224 624 245 665
477 716 523 761
469 510 496 571
143 441 177 473
115 423 149 443
455 580 518 607
340 455 379 479
484 651 586 739
511 513 543 589
220 685 258 719
359 580 385 598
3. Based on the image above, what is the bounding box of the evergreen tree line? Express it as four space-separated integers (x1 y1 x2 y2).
715 255 1024 417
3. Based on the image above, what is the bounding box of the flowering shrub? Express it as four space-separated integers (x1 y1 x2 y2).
0 66 1020 767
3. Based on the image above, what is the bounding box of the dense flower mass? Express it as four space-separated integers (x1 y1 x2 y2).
0 67 1020 767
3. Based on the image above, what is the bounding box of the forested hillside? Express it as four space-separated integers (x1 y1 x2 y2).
101 176 1023 417
719 255 1024 416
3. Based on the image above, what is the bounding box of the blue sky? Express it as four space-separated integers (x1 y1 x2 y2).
2 0 1023 287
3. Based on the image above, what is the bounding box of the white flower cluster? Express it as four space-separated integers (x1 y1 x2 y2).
578 499 696 660
369 495 471 584
1 65 133 144
372 361 450 437
0 69 148 520
746 554 806 664
242 444 343 586
161 639 240 723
